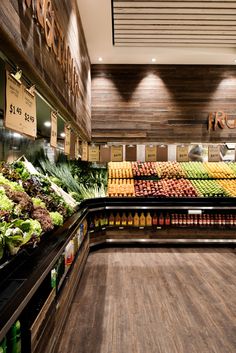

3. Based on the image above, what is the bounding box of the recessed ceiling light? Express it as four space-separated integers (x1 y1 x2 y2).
151 58 156 62
234 59 236 63
98 57 103 62
44 121 51 127
60 132 65 138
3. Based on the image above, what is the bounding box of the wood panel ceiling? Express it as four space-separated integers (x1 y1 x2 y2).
112 0 236 47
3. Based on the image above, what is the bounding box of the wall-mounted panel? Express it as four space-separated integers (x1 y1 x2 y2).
0 0 91 140
92 64 236 143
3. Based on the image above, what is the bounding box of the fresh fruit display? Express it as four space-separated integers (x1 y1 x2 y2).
191 179 227 197
181 162 209 179
204 162 236 179
0 161 76 262
156 162 186 179
131 162 157 177
134 179 197 197
108 162 132 179
227 162 236 175
108 179 135 197
217 179 236 197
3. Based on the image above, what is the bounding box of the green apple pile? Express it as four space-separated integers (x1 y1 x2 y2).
191 180 227 197
181 162 209 179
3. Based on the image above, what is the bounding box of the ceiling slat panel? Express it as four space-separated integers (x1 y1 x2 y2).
114 2 236 8
112 0 236 48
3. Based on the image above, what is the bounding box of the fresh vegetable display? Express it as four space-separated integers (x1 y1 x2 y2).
0 161 76 262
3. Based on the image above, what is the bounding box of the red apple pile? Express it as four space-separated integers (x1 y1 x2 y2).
132 162 157 177
134 179 198 197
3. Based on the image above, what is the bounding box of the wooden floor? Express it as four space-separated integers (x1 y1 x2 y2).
57 247 236 353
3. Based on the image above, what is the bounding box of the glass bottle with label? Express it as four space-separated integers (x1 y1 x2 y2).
165 213 170 226
146 212 152 227
159 213 164 226
127 212 133 226
152 213 158 226
109 212 115 226
115 212 121 226
133 212 140 227
140 212 146 227
121 212 127 226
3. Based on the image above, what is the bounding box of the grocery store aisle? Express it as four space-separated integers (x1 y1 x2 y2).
57 247 236 353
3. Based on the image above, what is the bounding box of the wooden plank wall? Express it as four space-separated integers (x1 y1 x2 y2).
91 64 236 143
0 0 91 141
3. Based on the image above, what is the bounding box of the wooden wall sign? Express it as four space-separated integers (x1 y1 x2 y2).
81 142 88 161
208 145 220 162
177 145 189 162
64 125 71 155
100 145 111 163
157 145 168 161
5 70 37 138
125 145 137 161
70 131 76 160
145 145 157 162
88 145 100 162
50 111 57 148
111 146 123 162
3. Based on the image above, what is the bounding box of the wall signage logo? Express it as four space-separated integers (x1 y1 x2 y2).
208 111 236 130
24 0 79 98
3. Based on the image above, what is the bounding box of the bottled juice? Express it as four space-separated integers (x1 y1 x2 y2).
115 213 121 226
133 212 140 227
121 212 127 226
94 215 100 228
109 212 115 226
146 212 152 227
127 212 133 226
140 212 146 227
159 213 164 226
152 213 158 226
165 213 170 226
104 213 108 226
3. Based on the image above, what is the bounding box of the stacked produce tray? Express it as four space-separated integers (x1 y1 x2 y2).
107 161 236 197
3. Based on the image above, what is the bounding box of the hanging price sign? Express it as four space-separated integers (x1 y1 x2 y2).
64 125 71 155
111 145 123 162
75 136 80 159
5 71 37 138
208 145 220 162
88 145 100 162
177 145 189 162
145 145 157 162
50 111 57 148
81 141 88 161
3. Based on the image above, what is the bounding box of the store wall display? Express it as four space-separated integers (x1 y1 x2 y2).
0 0 91 140
91 65 236 143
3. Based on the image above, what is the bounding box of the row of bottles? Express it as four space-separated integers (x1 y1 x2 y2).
172 213 236 226
89 211 236 229
0 321 21 353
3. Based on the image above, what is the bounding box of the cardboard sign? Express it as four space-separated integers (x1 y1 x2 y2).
111 145 123 162
177 145 189 162
100 145 111 162
50 111 57 148
88 145 100 162
125 145 137 161
208 145 220 162
145 145 157 162
5 71 37 137
81 141 88 161
64 125 71 155
75 136 80 159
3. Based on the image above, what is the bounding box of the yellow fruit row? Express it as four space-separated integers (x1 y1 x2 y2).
108 178 135 196
108 162 133 179
217 180 236 196
204 162 235 179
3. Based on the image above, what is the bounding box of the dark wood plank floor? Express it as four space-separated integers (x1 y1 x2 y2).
57 247 236 353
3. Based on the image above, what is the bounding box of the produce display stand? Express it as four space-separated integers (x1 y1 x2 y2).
0 196 236 353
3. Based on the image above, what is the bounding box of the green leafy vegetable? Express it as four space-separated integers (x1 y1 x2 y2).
50 212 63 226
32 197 46 208
0 188 14 211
